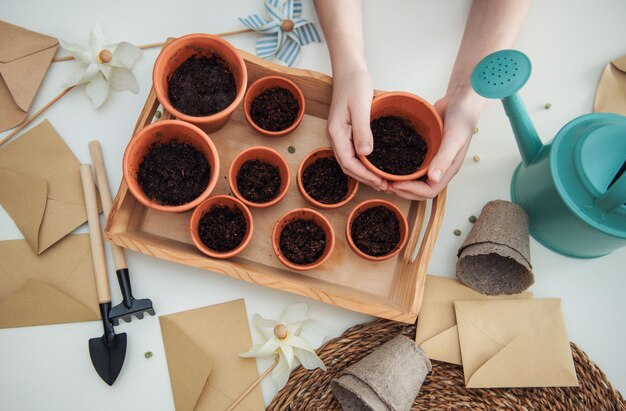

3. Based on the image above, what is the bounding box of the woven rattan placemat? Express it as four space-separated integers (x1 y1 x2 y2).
268 319 625 410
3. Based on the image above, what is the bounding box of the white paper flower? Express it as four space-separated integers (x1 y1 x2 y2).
60 23 142 108
240 303 329 389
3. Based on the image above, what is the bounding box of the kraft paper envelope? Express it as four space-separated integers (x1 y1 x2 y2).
0 234 100 328
415 275 531 365
455 299 578 388
594 55 626 116
0 21 58 132
0 120 90 254
160 299 264 411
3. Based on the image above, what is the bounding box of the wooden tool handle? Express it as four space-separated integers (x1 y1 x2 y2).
80 164 111 304
88 141 128 271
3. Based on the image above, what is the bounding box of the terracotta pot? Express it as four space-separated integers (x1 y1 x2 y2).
360 92 443 181
272 208 335 271
189 195 253 259
152 33 247 134
228 146 290 208
123 119 220 213
346 199 409 261
243 76 305 137
297 147 359 209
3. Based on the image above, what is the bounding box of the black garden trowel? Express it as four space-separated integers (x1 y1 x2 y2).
89 141 155 325
81 164 127 386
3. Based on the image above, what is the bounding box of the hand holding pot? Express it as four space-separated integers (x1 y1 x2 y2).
389 91 482 201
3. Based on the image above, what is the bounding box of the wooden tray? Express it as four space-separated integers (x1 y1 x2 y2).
105 49 446 324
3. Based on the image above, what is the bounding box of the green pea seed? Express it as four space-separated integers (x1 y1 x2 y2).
544 103 552 110
473 127 479 134
155 110 162 119
454 229 462 236
469 215 477 223
288 146 296 154
144 351 153 359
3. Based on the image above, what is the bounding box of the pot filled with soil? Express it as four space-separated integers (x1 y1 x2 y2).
153 34 247 133
360 92 443 181
229 146 290 208
272 208 335 271
346 199 409 261
243 76 305 137
297 147 359 209
190 195 253 259
123 119 220 212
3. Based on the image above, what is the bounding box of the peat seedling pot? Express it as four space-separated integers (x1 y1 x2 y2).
346 199 409 261
360 92 443 181
153 33 247 133
229 146 290 208
243 75 305 137
272 208 335 271
297 147 359 209
123 119 219 213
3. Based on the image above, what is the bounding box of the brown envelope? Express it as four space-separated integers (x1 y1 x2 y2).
594 55 626 115
415 275 531 365
0 120 90 254
455 298 578 388
0 234 100 329
0 21 58 132
160 299 264 411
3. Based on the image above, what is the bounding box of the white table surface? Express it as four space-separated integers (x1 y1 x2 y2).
1 0 625 409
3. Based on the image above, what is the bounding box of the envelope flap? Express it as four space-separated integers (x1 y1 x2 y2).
0 167 47 253
612 55 626 72
160 316 213 411
0 45 58 111
467 333 578 388
419 325 463 365
0 279 98 328
0 21 58 63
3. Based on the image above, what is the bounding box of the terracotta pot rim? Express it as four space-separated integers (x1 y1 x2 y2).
359 91 443 182
228 146 291 208
296 147 359 209
122 119 220 213
152 33 248 124
189 195 254 259
345 198 409 261
243 75 306 137
272 208 335 271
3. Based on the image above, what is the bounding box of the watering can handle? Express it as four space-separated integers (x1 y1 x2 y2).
595 171 626 213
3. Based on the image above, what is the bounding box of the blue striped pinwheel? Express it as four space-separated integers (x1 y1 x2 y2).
239 0 323 67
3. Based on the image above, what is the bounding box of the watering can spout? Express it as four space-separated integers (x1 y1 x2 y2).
502 94 544 166
471 50 543 166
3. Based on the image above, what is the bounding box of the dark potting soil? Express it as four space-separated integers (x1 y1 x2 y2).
367 115 427 175
137 141 210 206
198 205 247 252
236 160 281 203
167 54 236 117
279 219 326 265
250 87 299 132
302 157 349 204
351 205 401 256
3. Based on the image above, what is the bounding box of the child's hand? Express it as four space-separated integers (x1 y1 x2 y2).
326 68 388 191
388 91 482 200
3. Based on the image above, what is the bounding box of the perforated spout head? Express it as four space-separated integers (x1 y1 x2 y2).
471 50 532 99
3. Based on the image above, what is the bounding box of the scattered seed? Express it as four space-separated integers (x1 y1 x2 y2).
154 110 162 119
144 351 153 359
473 127 479 134
544 103 552 110
469 215 477 223
454 229 462 236
472 155 481 163
287 146 296 154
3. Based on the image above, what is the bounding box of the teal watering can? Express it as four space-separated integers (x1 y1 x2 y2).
471 50 626 258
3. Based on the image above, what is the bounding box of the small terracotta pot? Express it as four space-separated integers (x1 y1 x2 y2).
189 195 253 259
297 147 359 209
123 120 220 213
243 76 305 137
360 92 443 181
152 33 248 134
272 208 335 271
228 146 290 208
346 199 409 261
